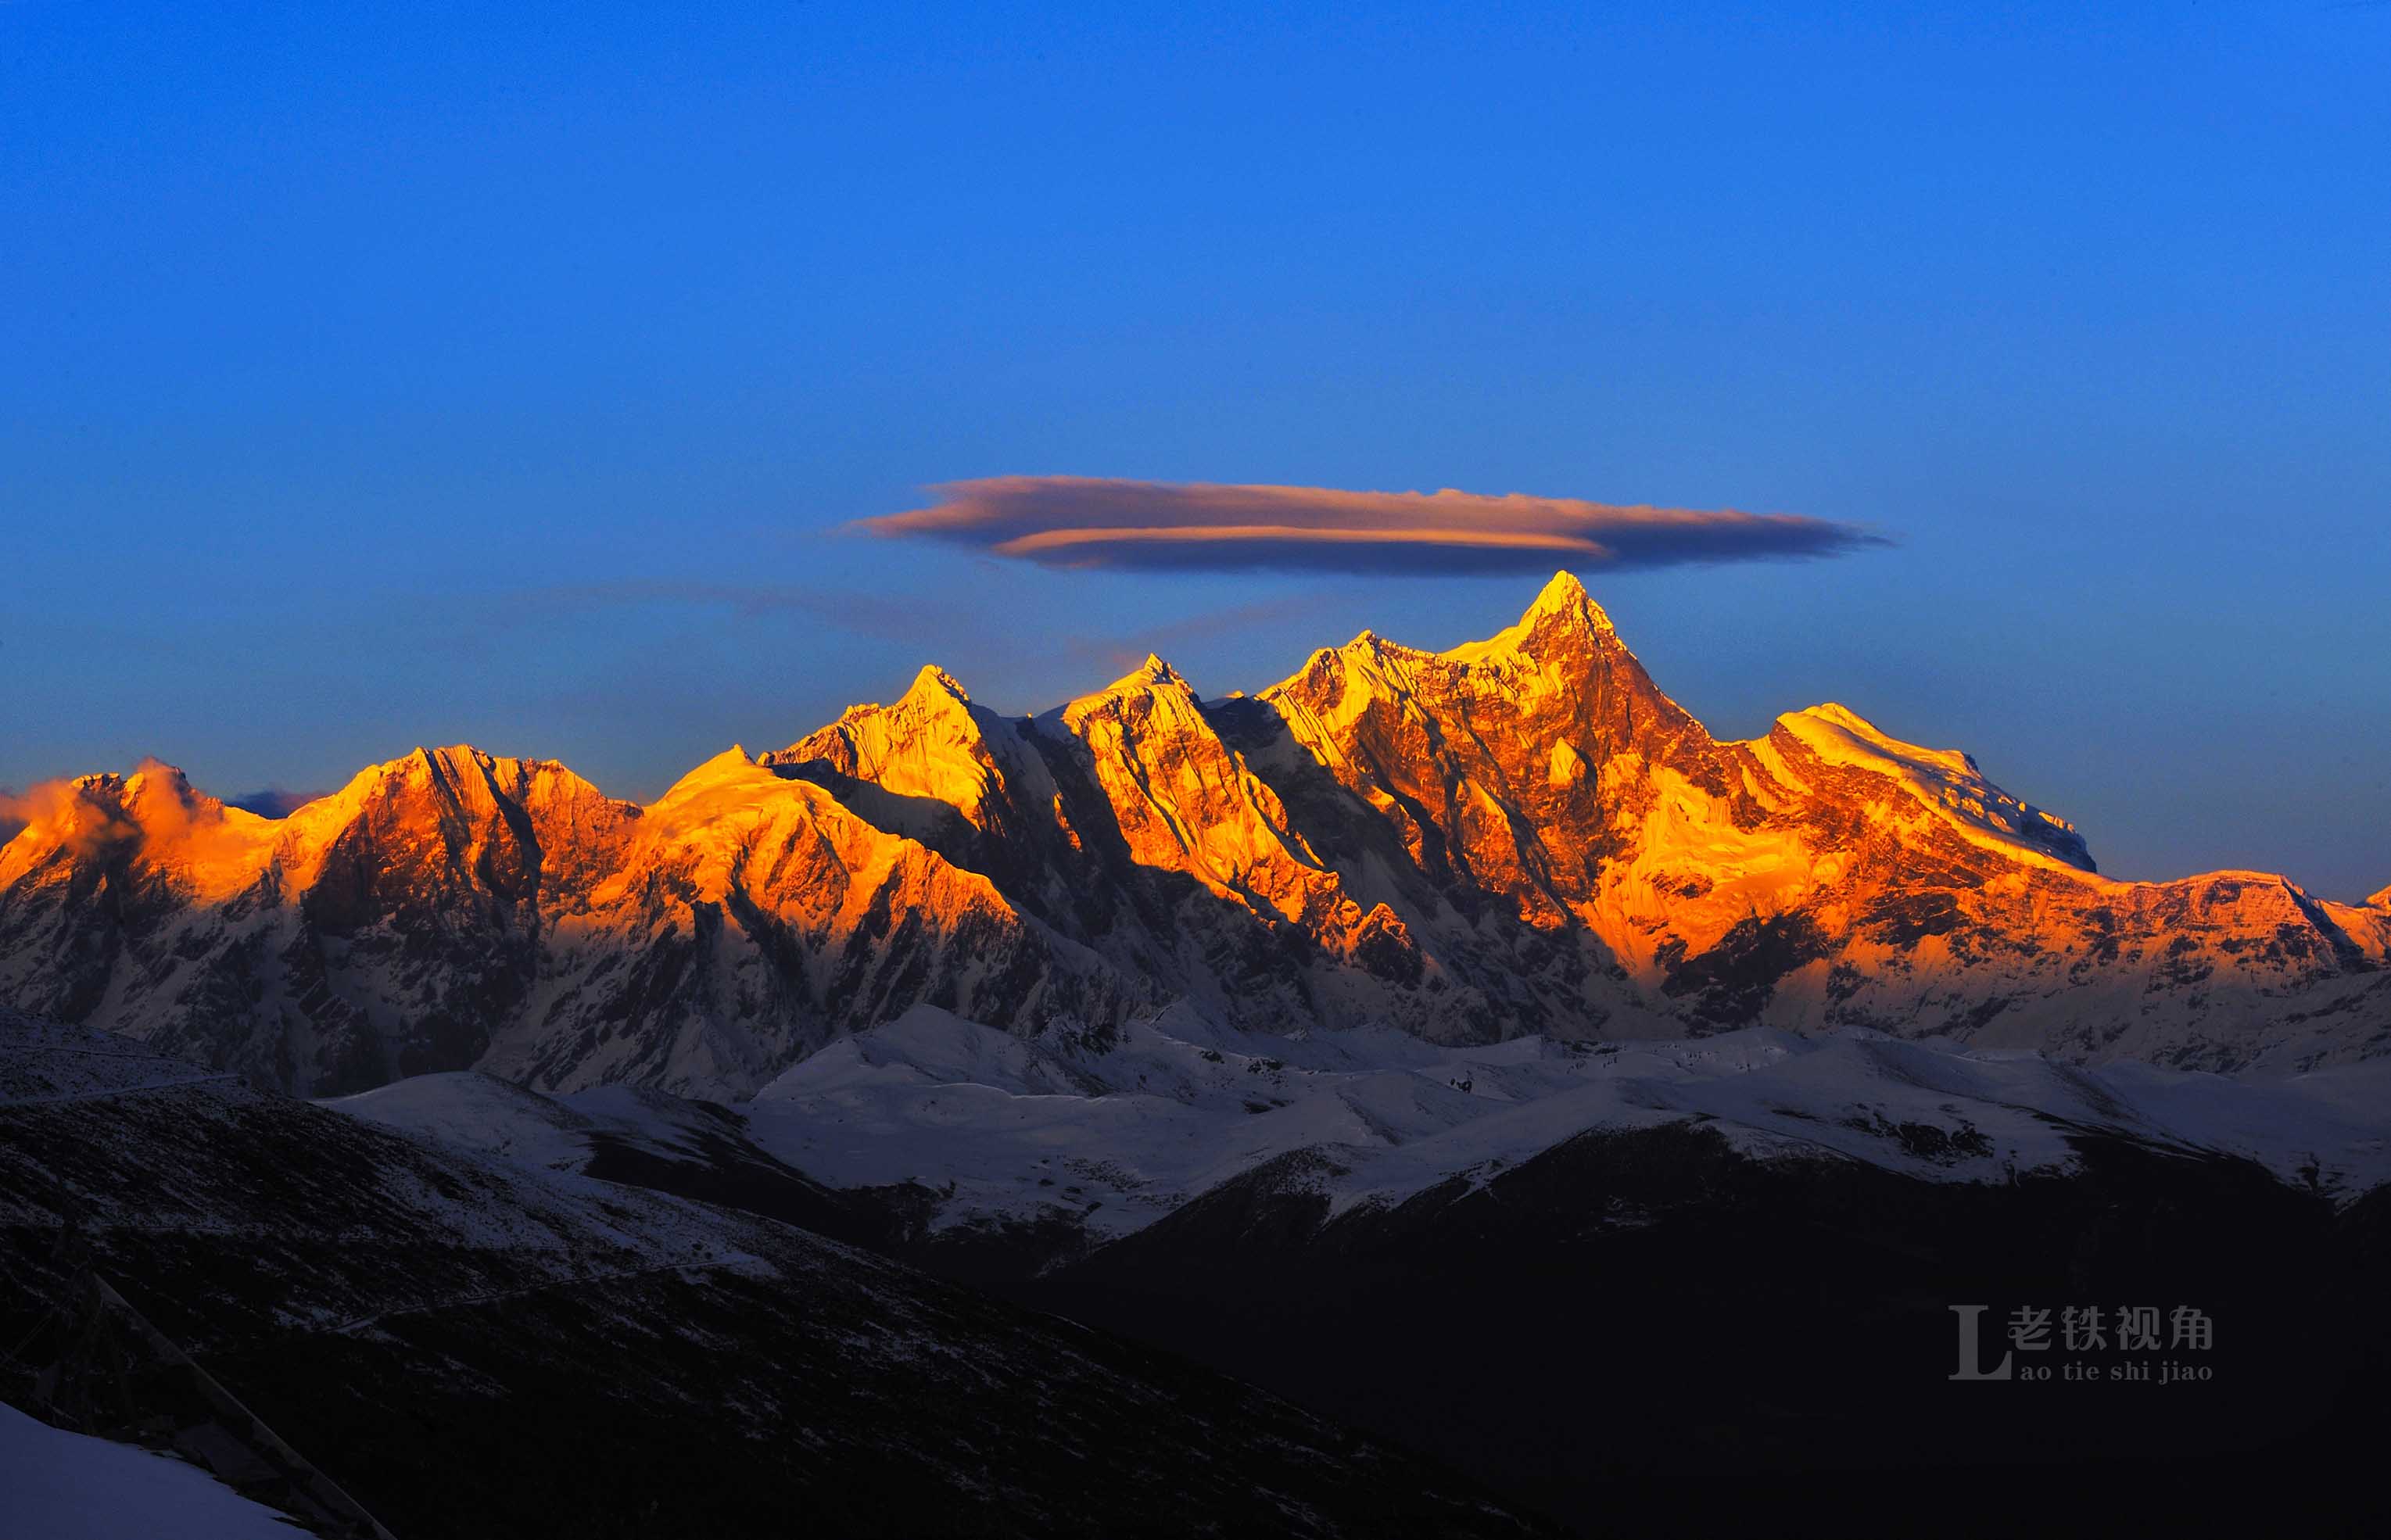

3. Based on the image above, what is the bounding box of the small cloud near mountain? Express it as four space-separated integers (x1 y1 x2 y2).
3 772 325 851
858 475 1887 575
0 780 78 849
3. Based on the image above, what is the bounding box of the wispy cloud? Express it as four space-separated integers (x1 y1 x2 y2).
858 476 1886 576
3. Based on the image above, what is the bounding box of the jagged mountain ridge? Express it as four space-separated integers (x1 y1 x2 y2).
3 573 2385 1095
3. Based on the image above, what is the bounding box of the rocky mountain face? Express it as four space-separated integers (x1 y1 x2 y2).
1238 578 2389 1065
4 573 2385 1096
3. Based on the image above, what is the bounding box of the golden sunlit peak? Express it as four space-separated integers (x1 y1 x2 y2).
1522 569 1612 631
1794 702 1886 736
905 664 971 704
1781 703 1979 779
1432 571 1617 667
654 745 768 803
1534 568 1588 603
399 744 504 783
1063 654 1193 725
1328 627 1406 661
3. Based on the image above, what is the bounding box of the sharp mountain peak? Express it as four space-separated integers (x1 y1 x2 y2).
902 664 973 706
1524 567 1609 625
6 571 2387 1099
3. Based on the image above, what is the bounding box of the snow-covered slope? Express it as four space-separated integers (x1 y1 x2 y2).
758 1005 2391 1239
321 999 2391 1280
0 1400 305 1540
5 571 2386 1097
1763 700 2095 871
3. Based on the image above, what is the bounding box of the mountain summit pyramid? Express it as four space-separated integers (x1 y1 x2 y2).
4 574 2385 1096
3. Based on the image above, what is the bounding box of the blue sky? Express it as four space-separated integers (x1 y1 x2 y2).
4 3 2386 897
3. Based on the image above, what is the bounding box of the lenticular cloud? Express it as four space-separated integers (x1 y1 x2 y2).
858 476 1884 576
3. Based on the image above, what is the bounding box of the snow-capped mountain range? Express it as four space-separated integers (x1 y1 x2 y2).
329 1000 2391 1271
4 572 2386 1098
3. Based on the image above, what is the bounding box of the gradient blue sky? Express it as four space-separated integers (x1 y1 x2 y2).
4 3 2386 897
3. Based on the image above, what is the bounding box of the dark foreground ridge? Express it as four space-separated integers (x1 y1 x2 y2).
1006 1123 2391 1531
0 1011 1544 1538
12 1003 2391 1535
354 1045 2391 1533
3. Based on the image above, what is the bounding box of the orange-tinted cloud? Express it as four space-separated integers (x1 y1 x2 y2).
858 476 1885 575
0 781 84 851
0 760 259 876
